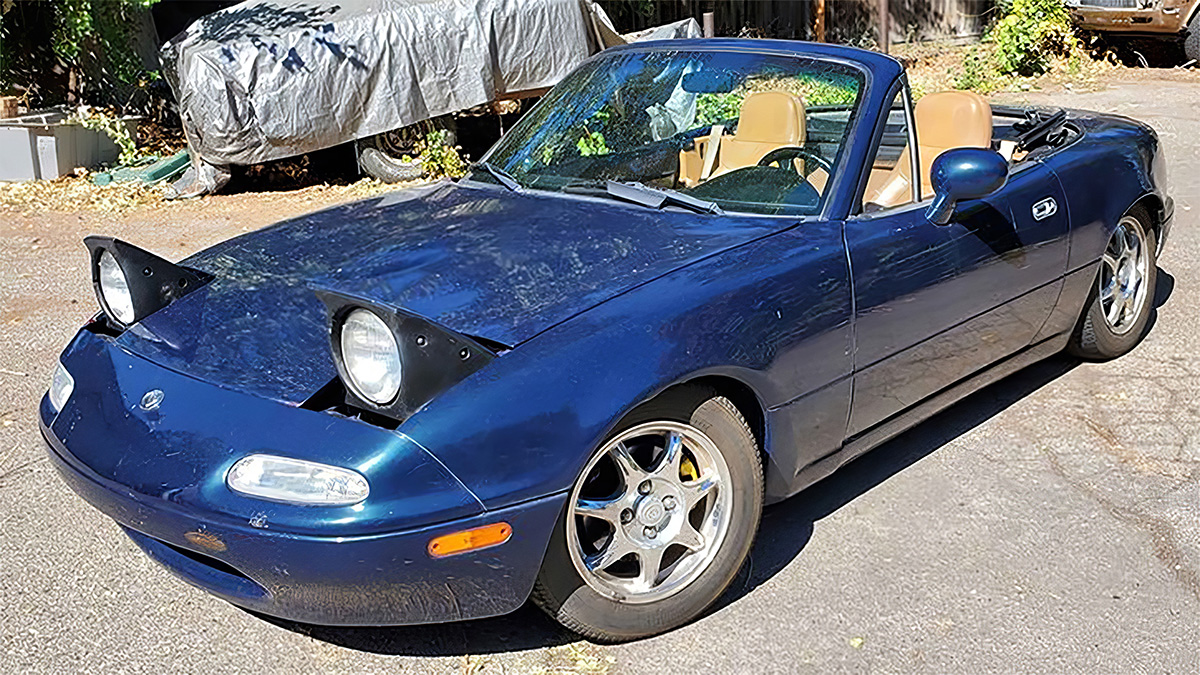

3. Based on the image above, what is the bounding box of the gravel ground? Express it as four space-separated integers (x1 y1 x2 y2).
1 77 1197 674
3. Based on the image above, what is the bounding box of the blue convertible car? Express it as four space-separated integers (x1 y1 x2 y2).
43 40 1171 641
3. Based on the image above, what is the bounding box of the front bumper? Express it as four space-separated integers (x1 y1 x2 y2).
1069 4 1189 35
43 419 565 625
40 329 566 626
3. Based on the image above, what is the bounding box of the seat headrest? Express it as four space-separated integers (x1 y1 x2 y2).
736 91 805 144
914 91 993 149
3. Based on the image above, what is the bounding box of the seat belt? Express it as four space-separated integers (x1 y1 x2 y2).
700 124 724 181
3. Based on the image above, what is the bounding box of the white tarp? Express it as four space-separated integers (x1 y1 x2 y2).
162 0 699 167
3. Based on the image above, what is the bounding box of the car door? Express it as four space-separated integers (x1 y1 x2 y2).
843 88 1069 439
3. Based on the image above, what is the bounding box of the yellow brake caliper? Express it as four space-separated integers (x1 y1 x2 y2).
680 453 699 482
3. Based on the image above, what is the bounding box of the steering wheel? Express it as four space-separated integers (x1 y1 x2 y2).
757 146 832 177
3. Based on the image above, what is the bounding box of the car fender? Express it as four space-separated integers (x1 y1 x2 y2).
400 221 855 511
1042 114 1165 271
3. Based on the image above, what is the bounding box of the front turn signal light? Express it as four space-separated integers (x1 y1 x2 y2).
428 522 512 558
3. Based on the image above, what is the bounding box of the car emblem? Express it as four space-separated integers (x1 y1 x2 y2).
139 389 165 411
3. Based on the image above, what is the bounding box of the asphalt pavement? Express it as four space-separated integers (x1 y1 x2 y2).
0 78 1196 674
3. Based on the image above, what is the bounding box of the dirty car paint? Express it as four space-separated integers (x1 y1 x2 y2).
41 39 1171 628
114 181 783 404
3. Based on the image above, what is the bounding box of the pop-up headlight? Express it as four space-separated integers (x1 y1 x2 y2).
340 308 403 405
314 290 500 424
84 236 212 328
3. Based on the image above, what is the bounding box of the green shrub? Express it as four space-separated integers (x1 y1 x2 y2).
695 75 858 126
404 129 467 179
988 0 1071 76
695 91 743 126
955 45 1005 93
576 130 609 156
54 0 160 84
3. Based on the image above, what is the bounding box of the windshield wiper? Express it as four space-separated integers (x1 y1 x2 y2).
605 180 723 215
472 161 522 191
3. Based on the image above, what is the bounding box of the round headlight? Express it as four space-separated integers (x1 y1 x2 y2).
98 249 135 324
340 308 401 404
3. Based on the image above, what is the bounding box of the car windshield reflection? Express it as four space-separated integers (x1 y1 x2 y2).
473 48 866 216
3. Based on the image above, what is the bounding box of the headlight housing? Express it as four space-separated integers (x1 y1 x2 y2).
226 454 369 505
84 236 211 328
339 308 402 404
315 290 500 424
48 362 74 413
98 249 135 324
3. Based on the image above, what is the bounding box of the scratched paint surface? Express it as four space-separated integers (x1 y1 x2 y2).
114 181 781 404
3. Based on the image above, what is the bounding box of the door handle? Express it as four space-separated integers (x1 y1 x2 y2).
1032 197 1057 221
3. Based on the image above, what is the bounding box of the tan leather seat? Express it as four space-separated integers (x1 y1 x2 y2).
716 91 806 175
678 90 807 186
868 91 993 208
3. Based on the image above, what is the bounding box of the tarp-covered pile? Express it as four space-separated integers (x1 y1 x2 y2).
162 0 699 172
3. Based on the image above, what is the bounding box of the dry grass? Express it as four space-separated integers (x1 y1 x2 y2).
0 173 403 215
0 174 166 214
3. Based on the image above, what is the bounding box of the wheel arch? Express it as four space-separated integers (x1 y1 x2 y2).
675 375 767 462
547 369 775 504
1185 0 1200 29
594 370 786 500
1129 192 1165 243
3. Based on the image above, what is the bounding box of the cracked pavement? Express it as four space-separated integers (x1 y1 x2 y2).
1 78 1197 673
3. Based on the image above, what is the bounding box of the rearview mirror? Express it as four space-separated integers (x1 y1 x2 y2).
925 148 1008 225
682 70 738 93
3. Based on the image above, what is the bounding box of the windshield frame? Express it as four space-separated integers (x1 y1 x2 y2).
465 43 878 221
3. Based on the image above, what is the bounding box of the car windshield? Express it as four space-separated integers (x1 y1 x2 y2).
473 48 865 216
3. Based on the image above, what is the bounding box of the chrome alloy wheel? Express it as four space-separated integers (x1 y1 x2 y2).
566 421 734 604
1100 215 1151 335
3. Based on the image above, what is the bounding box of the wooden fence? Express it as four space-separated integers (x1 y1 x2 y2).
597 0 996 45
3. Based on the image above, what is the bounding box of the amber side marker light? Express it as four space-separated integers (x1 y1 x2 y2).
428 522 512 558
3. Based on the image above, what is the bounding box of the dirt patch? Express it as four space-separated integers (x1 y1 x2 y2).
897 39 1200 98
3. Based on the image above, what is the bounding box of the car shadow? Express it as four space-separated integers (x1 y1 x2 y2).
250 601 578 655
1155 267 1175 308
1144 267 1175 334
717 353 1079 606
255 350 1089 654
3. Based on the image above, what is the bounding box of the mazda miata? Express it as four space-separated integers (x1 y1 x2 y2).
42 39 1171 641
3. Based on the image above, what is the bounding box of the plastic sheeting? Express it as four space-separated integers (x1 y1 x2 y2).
162 0 699 169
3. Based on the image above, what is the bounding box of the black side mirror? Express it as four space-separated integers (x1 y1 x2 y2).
925 148 1008 225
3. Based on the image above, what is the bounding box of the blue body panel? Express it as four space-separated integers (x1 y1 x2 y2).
41 40 1172 626
845 160 1070 436
50 330 484 535
44 393 564 625
116 182 783 405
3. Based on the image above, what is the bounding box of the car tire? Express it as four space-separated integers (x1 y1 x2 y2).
356 117 459 183
357 139 425 183
531 386 763 642
1185 12 1200 64
1068 206 1157 360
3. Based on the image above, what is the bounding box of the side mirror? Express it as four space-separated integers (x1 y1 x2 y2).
925 148 1008 225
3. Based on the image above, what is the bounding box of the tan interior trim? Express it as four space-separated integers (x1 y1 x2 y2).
700 124 724 181
998 139 1016 162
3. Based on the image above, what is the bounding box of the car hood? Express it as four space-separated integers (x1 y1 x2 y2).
114 181 782 405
